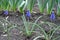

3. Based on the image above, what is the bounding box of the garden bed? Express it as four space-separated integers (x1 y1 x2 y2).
0 13 60 40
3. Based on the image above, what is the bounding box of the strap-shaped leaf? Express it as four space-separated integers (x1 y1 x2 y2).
37 0 48 13
27 0 36 13
9 0 24 11
47 0 55 14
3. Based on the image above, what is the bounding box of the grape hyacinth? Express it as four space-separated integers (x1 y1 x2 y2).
26 10 31 17
3 10 8 15
50 10 55 21
26 10 31 21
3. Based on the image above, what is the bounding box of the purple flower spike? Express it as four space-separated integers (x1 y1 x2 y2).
26 10 31 17
4 10 8 15
50 11 55 20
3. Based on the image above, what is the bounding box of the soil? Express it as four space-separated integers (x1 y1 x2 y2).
0 13 60 40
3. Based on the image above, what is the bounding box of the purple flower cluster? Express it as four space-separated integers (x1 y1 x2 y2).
50 11 55 20
26 10 31 17
4 10 8 15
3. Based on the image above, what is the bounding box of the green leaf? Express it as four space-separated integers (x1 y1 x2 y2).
47 0 55 14
9 0 24 12
37 0 48 13
1 0 9 10
27 0 36 13
57 0 60 16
